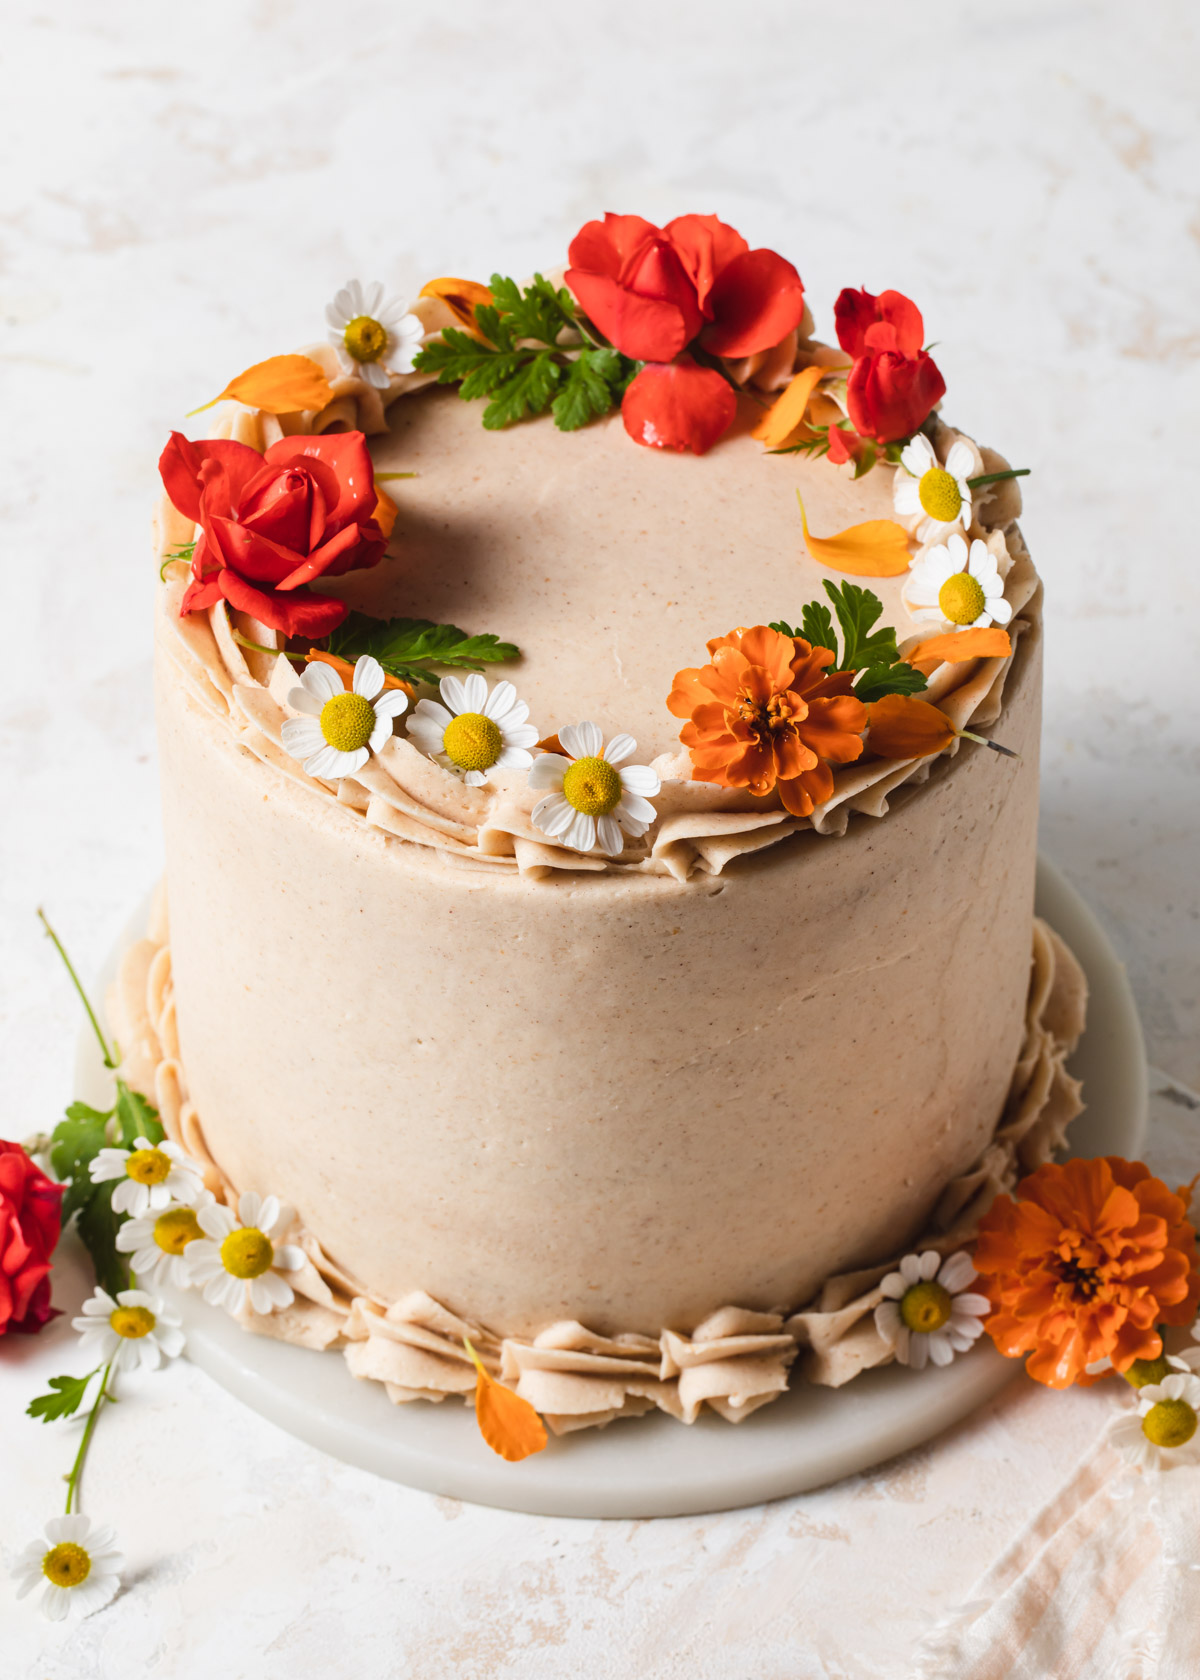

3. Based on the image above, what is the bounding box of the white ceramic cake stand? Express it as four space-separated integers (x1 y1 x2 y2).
76 855 1146 1519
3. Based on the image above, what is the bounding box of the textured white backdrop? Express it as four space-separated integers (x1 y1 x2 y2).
1 2 1198 1675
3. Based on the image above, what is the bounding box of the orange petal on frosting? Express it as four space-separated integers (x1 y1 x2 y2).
191 354 335 417
796 493 911 578
752 365 825 448
867 694 956 759
419 277 494 336
906 627 1012 675
372 487 398 542
464 1340 547 1463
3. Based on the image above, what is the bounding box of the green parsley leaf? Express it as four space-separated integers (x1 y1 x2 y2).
771 581 927 703
414 275 637 434
481 350 561 429
324 612 520 689
27 1370 101 1424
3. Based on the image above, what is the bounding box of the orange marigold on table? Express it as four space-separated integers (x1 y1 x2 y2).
973 1156 1200 1390
666 625 867 817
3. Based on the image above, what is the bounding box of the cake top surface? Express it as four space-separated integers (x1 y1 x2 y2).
152 211 1036 883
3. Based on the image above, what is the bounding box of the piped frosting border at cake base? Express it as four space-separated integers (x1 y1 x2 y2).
110 889 1087 1434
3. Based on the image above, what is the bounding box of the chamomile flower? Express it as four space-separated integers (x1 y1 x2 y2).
88 1136 204 1217
407 673 539 787
326 280 424 389
528 723 661 857
874 1249 990 1371
11 1515 123 1623
902 533 1013 631
1111 1371 1200 1471
281 655 409 781
184 1191 305 1316
892 433 975 542
115 1193 213 1289
72 1287 185 1373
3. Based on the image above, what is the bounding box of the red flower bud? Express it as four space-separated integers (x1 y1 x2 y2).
0 1142 64 1336
833 287 945 443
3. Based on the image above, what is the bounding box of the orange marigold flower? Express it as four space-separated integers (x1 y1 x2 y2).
667 625 866 818
973 1157 1200 1390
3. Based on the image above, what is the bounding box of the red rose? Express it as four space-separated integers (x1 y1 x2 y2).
0 1141 63 1336
159 430 388 639
566 212 805 455
833 287 945 443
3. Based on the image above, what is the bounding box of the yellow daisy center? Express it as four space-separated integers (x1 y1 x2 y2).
443 711 502 773
899 1280 953 1334
42 1542 91 1588
1143 1398 1198 1450
154 1207 203 1255
126 1146 172 1186
1123 1354 1171 1389
320 691 376 754
918 466 963 523
221 1227 274 1279
562 755 622 817
343 315 388 364
938 572 986 625
110 1304 156 1339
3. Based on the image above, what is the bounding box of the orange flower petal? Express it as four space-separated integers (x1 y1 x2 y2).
866 694 955 759
751 364 825 448
191 354 335 418
419 277 494 336
464 1341 547 1463
372 487 398 542
305 650 413 700
906 627 1012 675
796 493 911 578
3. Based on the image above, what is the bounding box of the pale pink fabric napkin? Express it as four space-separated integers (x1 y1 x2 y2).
912 1443 1200 1678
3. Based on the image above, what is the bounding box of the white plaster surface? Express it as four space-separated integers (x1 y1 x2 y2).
1 2 1197 1674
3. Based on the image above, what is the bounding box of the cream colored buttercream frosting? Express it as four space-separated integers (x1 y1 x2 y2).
141 309 1082 1429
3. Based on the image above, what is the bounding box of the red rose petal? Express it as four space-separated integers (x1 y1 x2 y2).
663 213 749 313
218 569 347 639
699 248 806 358
620 358 738 455
158 431 267 522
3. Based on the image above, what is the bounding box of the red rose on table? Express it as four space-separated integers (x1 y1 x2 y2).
0 1141 64 1336
159 430 388 640
566 212 805 456
833 287 945 444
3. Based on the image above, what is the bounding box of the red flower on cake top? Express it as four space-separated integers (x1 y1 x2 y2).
667 625 867 817
0 1140 64 1337
566 213 806 456
159 430 389 639
833 287 946 444
974 1156 1200 1390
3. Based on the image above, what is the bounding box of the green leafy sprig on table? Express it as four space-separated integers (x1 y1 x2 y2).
771 580 927 704
413 273 639 431
323 612 521 690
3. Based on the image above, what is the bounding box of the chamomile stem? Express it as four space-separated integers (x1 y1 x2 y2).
232 632 286 659
63 1363 114 1515
966 468 1031 490
36 909 115 1070
958 729 1020 759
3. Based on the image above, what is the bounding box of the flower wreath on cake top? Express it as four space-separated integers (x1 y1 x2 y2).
153 212 1035 884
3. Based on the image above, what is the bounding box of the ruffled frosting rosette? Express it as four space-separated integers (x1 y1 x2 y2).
153 301 1040 886
110 896 1086 1432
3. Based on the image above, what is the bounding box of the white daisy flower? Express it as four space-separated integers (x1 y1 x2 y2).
184 1191 305 1317
527 722 661 857
1111 1371 1200 1471
325 280 425 389
873 1249 990 1371
902 532 1013 631
88 1136 204 1217
11 1514 123 1623
72 1287 185 1373
115 1193 213 1289
406 673 539 787
892 433 974 542
281 655 409 781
